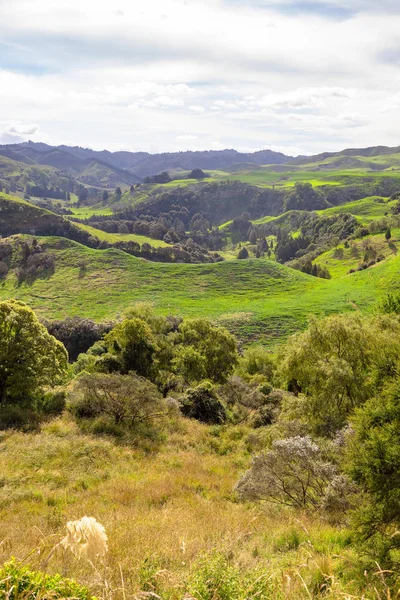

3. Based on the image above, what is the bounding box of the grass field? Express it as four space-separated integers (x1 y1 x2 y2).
316 196 396 224
0 417 370 600
74 223 171 248
314 229 400 278
2 235 399 344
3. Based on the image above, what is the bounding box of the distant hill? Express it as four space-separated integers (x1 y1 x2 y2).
289 144 400 167
0 141 294 185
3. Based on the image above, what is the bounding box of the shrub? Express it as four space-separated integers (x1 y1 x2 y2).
0 560 93 599
346 378 400 568
69 372 165 426
237 247 249 259
40 387 67 415
187 551 241 600
236 436 337 509
0 405 41 431
180 381 227 424
279 314 395 436
237 346 275 381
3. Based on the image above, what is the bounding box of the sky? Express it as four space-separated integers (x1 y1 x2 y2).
1 0 400 156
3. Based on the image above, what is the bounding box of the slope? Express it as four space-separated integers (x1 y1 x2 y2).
1 235 398 344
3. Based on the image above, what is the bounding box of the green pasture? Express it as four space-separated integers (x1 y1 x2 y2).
73 223 171 247
2 235 399 345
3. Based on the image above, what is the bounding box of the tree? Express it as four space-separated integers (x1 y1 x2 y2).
179 318 238 383
115 187 122 199
0 300 67 405
189 168 206 179
248 229 257 245
172 346 207 383
180 381 227 424
237 247 249 259
236 436 338 509
280 314 400 435
104 318 158 378
78 187 88 203
385 228 392 241
45 316 112 362
102 190 109 202
346 379 400 567
71 372 165 426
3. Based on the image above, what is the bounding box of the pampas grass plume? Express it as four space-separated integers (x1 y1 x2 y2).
61 516 108 562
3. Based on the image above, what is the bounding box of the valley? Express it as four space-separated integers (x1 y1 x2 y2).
2 141 400 600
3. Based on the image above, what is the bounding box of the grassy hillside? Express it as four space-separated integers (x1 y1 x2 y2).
74 223 171 248
2 235 399 343
0 193 65 236
0 417 366 600
316 196 396 224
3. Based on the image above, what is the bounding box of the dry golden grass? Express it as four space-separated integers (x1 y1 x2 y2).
0 416 394 599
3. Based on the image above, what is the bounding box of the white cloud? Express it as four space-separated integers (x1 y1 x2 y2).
177 134 198 140
8 123 40 135
1 0 400 153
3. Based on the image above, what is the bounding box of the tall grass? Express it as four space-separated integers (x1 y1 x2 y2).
0 416 396 599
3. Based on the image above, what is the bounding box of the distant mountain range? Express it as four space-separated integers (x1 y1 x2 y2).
0 141 293 185
2 141 400 190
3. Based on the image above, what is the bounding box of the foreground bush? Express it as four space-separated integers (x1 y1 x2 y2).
346 377 400 568
0 560 94 599
180 381 227 424
236 436 351 510
69 372 165 426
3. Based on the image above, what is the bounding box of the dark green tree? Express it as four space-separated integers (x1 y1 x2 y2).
346 378 400 567
0 300 67 405
104 318 158 378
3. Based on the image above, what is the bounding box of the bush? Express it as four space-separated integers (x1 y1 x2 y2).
279 314 396 436
69 372 165 426
236 436 337 509
346 378 400 568
0 405 41 431
0 560 93 599
40 387 66 415
188 551 241 600
180 381 227 424
237 247 249 259
187 551 282 600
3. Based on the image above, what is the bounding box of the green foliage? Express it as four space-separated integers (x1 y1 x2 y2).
172 345 207 383
0 300 68 407
237 247 249 259
237 346 276 382
380 292 400 314
69 372 164 427
280 314 400 435
179 318 238 383
0 559 94 599
104 318 158 378
346 378 400 567
187 551 282 600
181 381 227 424
188 552 241 600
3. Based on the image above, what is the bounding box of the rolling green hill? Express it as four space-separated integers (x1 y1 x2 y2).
2 234 399 344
